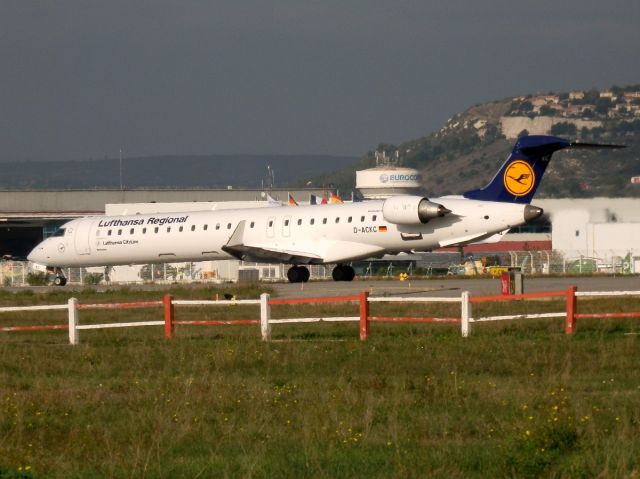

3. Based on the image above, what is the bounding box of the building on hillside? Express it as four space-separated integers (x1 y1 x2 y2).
599 91 617 100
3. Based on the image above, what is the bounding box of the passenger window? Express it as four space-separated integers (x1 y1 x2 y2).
108 230 112 236
250 222 255 228
167 227 171 233
117 229 122 235
268 220 273 227
227 223 232 229
323 218 327 224
348 217 352 223
361 216 365 222
372 215 377 221
154 227 159 233
335 217 340 224
204 224 208 231
130 228 134 234
297 219 302 225
191 225 196 231
284 219 289 226
216 223 220 230
179 226 184 232
143 228 147 234
310 219 315 225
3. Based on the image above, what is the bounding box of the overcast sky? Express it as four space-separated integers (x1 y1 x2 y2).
1 1 639 162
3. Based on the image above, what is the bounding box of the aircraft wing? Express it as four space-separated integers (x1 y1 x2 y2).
222 221 385 264
475 229 510 244
439 232 494 248
223 242 324 264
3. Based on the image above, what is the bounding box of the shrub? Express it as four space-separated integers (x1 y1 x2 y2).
83 273 103 285
26 271 48 286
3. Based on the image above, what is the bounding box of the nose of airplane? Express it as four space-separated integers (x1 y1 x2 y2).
27 245 47 264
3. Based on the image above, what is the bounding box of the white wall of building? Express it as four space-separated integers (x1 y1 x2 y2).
540 198 640 260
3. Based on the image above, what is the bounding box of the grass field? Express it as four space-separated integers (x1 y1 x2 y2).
1 286 639 478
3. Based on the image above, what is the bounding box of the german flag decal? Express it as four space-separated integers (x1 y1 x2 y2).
379 226 387 232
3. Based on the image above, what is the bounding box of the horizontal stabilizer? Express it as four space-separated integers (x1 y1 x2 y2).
569 141 626 149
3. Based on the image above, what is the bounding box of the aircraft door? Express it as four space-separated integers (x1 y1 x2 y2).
266 216 276 238
282 216 291 237
74 219 95 255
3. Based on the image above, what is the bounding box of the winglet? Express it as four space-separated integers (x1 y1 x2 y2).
221 220 246 260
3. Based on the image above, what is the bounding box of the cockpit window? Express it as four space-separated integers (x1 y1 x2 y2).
51 228 66 237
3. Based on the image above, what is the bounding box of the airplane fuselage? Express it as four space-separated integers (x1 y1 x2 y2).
28 197 533 268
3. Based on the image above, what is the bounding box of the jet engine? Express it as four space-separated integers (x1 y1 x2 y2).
381 196 451 225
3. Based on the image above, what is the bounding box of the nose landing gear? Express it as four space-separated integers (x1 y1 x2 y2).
47 267 67 286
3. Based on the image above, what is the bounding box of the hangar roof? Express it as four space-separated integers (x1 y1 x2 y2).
0 188 329 216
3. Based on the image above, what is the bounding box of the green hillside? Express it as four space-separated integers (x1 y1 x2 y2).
313 85 640 198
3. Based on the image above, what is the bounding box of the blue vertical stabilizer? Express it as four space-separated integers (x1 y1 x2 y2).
463 135 571 203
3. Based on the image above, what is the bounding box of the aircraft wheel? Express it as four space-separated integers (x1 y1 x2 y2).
287 267 299 283
343 265 355 282
287 266 309 283
332 265 355 282
54 276 67 286
299 266 310 283
332 265 342 281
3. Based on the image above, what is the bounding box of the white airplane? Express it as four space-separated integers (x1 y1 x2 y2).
28 136 622 285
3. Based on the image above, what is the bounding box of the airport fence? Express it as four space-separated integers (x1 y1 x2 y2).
1 249 637 287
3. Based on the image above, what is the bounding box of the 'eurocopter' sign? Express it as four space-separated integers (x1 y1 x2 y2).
379 173 421 183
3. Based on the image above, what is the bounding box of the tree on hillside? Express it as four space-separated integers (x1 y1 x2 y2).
583 89 600 104
595 98 612 115
539 105 556 116
551 122 578 136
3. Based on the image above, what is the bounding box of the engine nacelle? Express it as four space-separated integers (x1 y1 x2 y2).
381 196 451 225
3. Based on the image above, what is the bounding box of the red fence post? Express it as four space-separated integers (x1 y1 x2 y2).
164 295 174 339
565 286 577 334
359 291 370 341
500 272 510 295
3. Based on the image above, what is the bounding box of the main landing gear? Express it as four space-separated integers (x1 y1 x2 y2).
286 264 356 283
287 265 310 283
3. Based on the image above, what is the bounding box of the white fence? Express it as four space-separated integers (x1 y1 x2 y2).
4 288 640 344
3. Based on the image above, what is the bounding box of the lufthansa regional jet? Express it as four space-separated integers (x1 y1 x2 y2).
27 136 622 285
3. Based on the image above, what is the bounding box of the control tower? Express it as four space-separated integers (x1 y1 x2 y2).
355 150 422 199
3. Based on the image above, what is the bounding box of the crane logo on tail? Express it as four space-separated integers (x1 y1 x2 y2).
504 160 535 196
